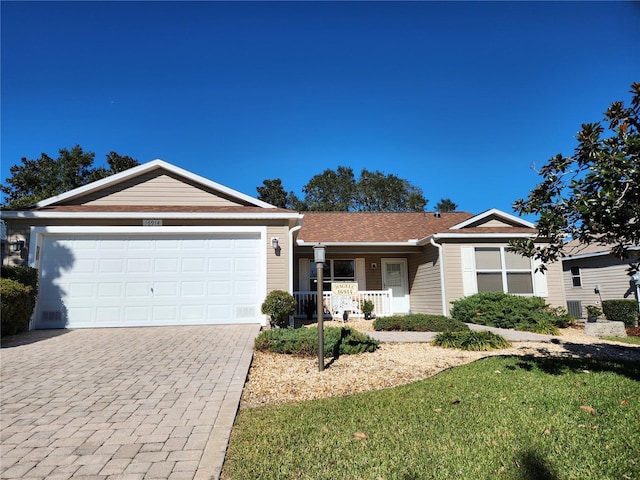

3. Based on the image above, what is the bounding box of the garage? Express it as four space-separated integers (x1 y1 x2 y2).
35 232 264 328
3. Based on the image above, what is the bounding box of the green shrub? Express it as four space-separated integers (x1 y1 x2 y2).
602 299 639 327
516 318 559 335
373 314 468 332
432 330 511 351
261 290 297 328
1 265 39 294
450 292 570 332
1 278 33 337
254 326 379 357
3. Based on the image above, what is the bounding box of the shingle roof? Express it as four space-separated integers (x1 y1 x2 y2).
297 211 538 244
296 212 463 243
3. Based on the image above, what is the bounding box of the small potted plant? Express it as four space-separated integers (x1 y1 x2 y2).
361 299 375 320
586 305 602 322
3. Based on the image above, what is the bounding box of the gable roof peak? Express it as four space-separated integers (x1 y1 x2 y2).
33 159 275 209
450 208 535 229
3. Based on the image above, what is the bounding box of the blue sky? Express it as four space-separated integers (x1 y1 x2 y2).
2 1 638 217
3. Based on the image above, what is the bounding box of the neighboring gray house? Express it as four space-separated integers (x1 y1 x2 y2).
562 240 640 319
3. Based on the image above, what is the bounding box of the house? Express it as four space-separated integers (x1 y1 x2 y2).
1 159 567 330
0 160 302 329
293 210 566 318
562 240 640 319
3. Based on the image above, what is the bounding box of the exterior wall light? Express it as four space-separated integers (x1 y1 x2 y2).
11 240 24 252
313 243 325 263
271 237 279 250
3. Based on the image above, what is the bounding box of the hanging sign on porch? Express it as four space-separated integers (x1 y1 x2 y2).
331 282 358 318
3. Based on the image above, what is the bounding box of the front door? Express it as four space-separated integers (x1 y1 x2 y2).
382 258 409 314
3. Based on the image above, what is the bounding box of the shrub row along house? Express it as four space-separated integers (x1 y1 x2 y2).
3 158 628 331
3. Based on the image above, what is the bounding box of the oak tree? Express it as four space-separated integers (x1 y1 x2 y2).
512 82 640 271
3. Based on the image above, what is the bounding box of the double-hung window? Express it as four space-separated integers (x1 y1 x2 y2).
310 259 355 291
475 247 534 294
570 267 582 287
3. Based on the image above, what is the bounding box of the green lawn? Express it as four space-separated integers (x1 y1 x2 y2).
604 336 640 346
223 356 640 480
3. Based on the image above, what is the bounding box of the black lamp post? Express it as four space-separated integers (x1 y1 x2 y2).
314 243 325 372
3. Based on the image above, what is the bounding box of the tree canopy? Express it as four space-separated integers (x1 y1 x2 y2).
1 145 139 208
436 198 458 213
511 82 640 271
258 166 429 212
256 178 303 210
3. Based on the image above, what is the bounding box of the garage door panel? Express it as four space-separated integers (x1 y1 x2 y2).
235 280 258 295
128 258 152 273
209 258 232 272
181 258 205 273
181 281 205 296
154 282 178 296
97 283 123 297
208 281 231 295
99 259 124 273
37 233 263 328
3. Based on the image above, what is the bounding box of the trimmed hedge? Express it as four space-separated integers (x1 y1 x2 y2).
1 265 39 296
373 314 468 332
602 300 639 327
1 266 39 338
254 326 379 357
432 330 511 351
1 278 33 337
449 292 571 335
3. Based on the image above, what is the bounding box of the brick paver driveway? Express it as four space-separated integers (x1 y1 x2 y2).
0 325 260 480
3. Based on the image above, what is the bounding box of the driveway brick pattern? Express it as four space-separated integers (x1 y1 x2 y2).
1 324 260 480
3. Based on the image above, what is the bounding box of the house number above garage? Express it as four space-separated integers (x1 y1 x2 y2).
142 219 162 226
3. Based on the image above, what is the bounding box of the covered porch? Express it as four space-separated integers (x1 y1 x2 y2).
293 289 394 320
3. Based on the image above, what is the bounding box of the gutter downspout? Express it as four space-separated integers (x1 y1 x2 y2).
288 223 302 293
430 237 447 316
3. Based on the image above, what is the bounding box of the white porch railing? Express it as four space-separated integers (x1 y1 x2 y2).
293 289 393 319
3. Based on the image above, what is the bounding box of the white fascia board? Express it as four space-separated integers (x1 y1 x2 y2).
0 211 302 220
450 208 535 229
563 246 640 261
31 225 268 235
415 232 536 245
432 232 537 240
34 159 276 209
296 241 416 247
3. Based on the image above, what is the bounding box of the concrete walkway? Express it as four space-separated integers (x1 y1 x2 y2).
0 324 260 480
368 324 558 343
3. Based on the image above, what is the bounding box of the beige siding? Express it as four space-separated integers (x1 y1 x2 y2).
266 225 290 293
67 172 247 207
477 219 513 228
441 241 566 315
563 256 637 318
407 246 443 315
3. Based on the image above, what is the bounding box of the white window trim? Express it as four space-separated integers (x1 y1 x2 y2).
570 266 582 288
461 246 546 297
474 247 534 295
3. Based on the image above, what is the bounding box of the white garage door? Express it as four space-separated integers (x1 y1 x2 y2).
36 233 263 328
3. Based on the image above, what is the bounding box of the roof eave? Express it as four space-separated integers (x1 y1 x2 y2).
563 246 640 261
0 211 303 220
296 241 419 247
